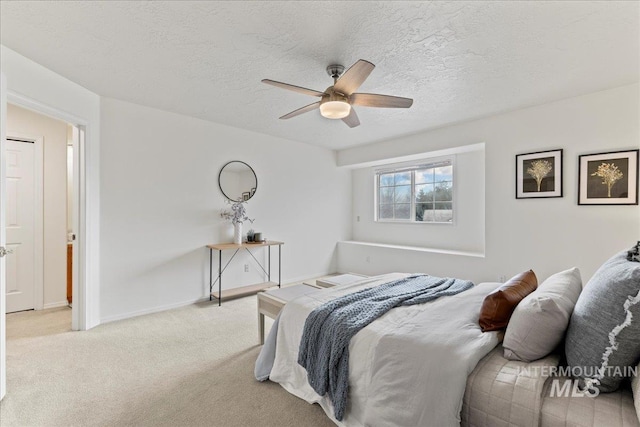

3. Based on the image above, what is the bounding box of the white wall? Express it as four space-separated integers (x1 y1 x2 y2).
67 125 73 233
100 98 351 322
1 45 101 330
338 84 640 285
351 145 485 254
6 104 68 308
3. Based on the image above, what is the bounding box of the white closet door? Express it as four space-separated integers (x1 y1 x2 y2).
5 139 35 313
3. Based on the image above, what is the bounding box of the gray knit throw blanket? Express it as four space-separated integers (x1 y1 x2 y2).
297 274 474 421
628 241 640 262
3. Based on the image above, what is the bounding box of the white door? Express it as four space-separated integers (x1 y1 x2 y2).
5 139 35 313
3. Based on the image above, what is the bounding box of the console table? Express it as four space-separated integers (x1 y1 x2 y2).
206 241 283 306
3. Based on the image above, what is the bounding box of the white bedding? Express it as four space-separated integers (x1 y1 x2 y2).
267 273 501 427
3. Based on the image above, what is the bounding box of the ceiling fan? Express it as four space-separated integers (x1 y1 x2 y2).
262 59 413 128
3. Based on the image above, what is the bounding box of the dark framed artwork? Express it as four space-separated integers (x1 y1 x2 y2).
578 149 638 205
516 149 563 199
250 187 256 197
242 192 250 201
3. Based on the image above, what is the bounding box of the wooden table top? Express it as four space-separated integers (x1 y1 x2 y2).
206 241 284 251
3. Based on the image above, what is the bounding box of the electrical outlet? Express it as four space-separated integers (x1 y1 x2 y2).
499 275 506 282
244 264 249 272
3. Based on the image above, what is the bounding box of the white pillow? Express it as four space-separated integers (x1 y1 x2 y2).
503 267 582 362
632 360 640 422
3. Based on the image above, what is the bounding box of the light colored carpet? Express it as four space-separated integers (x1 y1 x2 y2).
1 296 334 427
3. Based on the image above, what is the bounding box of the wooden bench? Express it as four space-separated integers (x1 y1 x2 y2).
256 273 370 344
257 283 322 344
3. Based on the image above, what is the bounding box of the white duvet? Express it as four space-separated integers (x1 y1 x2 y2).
266 273 501 427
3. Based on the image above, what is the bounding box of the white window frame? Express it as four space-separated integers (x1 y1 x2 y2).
374 156 455 224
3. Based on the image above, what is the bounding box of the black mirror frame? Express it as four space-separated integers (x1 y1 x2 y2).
218 160 258 202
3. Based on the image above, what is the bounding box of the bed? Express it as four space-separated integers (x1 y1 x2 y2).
256 273 502 426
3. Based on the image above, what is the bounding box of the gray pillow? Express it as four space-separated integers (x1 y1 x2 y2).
503 268 582 362
565 250 640 393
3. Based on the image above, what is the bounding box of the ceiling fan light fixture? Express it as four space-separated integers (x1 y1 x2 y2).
263 59 413 127
320 100 351 119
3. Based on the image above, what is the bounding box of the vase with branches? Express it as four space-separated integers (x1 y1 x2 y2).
221 201 254 244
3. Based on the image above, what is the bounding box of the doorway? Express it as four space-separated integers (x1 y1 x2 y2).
5 104 77 325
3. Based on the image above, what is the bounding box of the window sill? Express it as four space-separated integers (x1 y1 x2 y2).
340 240 485 258
374 220 454 225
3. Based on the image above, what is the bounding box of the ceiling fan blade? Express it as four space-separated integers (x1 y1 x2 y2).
279 101 321 120
342 108 360 128
262 79 324 97
333 59 375 96
350 93 413 108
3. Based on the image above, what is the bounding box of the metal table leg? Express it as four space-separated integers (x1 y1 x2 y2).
278 244 281 287
209 248 212 301
218 249 222 307
268 246 271 283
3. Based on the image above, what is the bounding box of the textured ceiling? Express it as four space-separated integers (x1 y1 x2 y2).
1 1 638 150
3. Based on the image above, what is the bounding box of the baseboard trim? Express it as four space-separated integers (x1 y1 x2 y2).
42 301 70 310
100 271 335 325
100 297 211 325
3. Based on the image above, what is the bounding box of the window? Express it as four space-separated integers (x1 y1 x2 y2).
376 159 453 223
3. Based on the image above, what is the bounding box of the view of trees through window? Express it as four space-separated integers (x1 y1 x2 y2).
377 161 453 223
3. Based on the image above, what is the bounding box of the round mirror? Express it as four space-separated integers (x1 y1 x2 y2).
218 161 257 202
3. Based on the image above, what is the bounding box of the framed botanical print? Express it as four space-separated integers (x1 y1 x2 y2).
578 149 639 205
516 149 563 199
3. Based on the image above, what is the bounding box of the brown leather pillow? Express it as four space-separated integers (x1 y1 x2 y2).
479 270 538 332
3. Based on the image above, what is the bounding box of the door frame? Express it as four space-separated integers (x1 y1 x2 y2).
1 71 8 401
6 92 88 332
6 134 44 311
